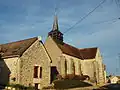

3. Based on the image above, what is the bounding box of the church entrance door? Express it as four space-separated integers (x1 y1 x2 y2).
50 66 59 83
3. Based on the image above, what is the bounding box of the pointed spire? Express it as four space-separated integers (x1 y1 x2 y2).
48 15 63 44
52 15 59 31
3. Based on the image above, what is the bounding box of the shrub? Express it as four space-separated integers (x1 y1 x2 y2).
63 74 90 81
42 86 54 89
56 74 63 80
64 74 74 80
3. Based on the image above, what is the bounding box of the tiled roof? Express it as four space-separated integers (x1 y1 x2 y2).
58 43 97 60
0 37 38 58
79 47 97 59
58 43 81 59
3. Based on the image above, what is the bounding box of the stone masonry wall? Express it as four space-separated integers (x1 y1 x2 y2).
81 59 96 82
19 39 50 88
95 48 105 84
63 54 82 76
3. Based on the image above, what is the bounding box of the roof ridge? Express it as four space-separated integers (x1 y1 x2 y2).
79 47 98 50
63 43 80 50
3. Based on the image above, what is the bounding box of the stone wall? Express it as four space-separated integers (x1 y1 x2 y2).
81 59 96 82
63 54 82 76
19 39 50 89
95 48 105 84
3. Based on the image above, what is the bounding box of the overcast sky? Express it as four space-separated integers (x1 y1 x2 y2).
0 0 120 75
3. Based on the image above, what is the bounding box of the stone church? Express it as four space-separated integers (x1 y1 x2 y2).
45 16 106 84
0 16 106 89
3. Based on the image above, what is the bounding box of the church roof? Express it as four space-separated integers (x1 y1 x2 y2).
79 47 97 59
58 43 97 60
0 37 37 58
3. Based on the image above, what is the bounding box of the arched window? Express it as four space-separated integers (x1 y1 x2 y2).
65 60 67 75
79 63 83 75
72 62 75 75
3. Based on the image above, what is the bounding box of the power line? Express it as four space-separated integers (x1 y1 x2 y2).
63 0 107 34
91 17 120 25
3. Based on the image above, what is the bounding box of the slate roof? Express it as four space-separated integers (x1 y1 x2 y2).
58 43 97 60
0 37 38 58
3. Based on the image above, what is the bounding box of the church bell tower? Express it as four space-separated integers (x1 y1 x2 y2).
48 15 63 44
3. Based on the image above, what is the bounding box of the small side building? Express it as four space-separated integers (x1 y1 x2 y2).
109 76 120 84
0 37 51 89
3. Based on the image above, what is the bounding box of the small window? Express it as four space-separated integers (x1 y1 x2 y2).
34 66 38 78
40 67 42 78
